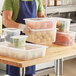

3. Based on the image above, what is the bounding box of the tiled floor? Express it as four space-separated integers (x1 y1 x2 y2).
0 58 76 76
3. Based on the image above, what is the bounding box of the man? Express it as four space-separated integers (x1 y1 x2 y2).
2 0 45 76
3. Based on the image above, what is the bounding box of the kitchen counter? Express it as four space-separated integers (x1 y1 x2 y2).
0 44 76 76
0 44 76 67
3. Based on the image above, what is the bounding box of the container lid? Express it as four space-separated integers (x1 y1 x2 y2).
0 42 48 51
52 17 72 21
57 31 76 35
25 44 48 50
11 35 28 39
31 28 57 32
3 28 21 32
24 18 57 22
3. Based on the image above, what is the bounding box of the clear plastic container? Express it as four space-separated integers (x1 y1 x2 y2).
56 17 71 32
11 35 28 48
0 43 47 60
54 31 75 46
24 18 57 29
3 28 21 46
27 28 56 45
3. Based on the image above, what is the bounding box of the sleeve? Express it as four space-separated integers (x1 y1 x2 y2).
2 0 13 11
38 0 44 12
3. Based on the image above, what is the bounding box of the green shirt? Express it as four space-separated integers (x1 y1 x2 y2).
2 0 44 21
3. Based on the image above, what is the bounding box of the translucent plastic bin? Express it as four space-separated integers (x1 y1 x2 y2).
54 32 75 46
27 28 56 45
56 17 71 32
0 43 47 60
24 18 57 29
11 35 28 48
3 28 21 46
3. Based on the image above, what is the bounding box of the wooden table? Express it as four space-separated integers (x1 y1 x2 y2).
0 43 76 76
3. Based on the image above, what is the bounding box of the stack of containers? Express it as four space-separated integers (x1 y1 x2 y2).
25 18 57 45
3 28 29 48
3 28 21 46
53 17 75 46
0 28 47 60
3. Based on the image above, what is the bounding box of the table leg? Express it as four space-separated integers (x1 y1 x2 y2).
20 68 25 76
55 59 63 76
60 59 63 75
56 60 60 76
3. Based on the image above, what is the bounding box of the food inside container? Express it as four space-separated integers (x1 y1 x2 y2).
0 43 47 60
54 32 75 46
56 18 71 32
24 18 57 29
27 28 56 45
3 28 21 46
11 35 28 48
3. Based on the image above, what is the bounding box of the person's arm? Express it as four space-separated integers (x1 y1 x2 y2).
3 10 19 28
2 0 20 28
2 0 25 29
37 0 46 18
2 0 31 34
3 10 31 34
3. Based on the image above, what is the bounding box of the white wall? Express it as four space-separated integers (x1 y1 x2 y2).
0 0 4 12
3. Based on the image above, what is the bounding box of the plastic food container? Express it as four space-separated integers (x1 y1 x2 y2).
54 32 75 46
3 28 21 46
0 43 47 60
56 18 71 32
11 35 28 48
27 28 56 45
24 18 57 29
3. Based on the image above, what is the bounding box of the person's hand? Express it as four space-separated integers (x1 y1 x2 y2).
22 25 31 35
18 24 31 34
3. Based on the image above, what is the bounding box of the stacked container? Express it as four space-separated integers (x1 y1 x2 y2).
0 27 48 60
3 28 21 46
54 17 75 46
54 32 75 46
25 18 57 45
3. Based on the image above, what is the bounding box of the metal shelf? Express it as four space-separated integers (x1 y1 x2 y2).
44 4 76 14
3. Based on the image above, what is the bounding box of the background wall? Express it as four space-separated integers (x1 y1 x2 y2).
0 0 4 12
